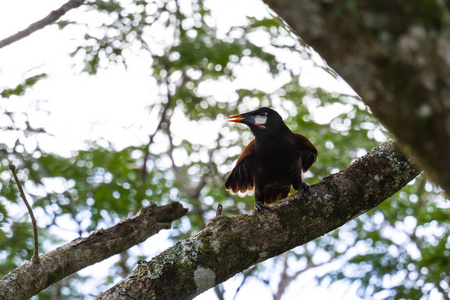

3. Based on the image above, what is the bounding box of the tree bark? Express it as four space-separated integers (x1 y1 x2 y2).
263 0 450 196
97 140 419 300
0 202 188 300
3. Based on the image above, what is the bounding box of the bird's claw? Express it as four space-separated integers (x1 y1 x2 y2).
255 201 270 215
299 182 310 196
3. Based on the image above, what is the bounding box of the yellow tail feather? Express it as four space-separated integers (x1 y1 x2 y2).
264 192 290 205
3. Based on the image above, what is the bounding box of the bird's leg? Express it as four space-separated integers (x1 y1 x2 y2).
298 182 310 196
255 187 270 214
255 201 270 214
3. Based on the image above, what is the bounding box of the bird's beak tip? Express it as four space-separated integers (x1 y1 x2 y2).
227 114 244 123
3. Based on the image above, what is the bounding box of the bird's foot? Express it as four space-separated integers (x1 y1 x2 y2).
299 182 310 196
255 201 270 215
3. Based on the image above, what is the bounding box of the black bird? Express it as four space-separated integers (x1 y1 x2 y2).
225 107 318 213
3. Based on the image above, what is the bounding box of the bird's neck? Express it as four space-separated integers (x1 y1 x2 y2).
253 125 290 146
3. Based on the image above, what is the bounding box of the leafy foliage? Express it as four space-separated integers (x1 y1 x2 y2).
0 73 47 98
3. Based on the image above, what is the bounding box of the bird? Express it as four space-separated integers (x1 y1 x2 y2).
225 107 318 213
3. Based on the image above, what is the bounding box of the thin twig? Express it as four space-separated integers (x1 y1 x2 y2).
233 266 257 300
0 0 84 49
9 164 40 264
141 99 173 183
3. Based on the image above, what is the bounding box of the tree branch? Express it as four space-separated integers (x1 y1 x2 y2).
0 0 84 49
263 0 450 196
9 164 40 264
0 202 188 300
97 140 420 299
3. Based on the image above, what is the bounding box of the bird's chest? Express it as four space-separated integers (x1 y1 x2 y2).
254 140 301 180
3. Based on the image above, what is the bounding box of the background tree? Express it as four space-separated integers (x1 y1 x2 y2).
264 0 450 196
0 0 448 299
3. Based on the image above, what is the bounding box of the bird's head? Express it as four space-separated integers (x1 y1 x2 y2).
227 107 287 137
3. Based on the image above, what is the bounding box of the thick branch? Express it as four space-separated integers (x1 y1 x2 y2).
264 0 450 195
97 140 420 299
0 0 84 49
0 202 188 300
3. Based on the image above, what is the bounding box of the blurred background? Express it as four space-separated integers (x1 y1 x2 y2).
0 0 449 299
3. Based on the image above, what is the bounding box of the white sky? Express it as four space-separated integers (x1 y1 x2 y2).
0 1 362 300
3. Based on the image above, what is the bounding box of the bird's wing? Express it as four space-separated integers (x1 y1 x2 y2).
225 140 255 193
295 134 318 173
302 150 317 173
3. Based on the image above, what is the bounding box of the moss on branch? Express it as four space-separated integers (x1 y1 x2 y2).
97 140 420 300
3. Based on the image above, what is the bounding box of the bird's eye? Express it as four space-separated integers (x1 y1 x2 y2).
260 112 267 116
